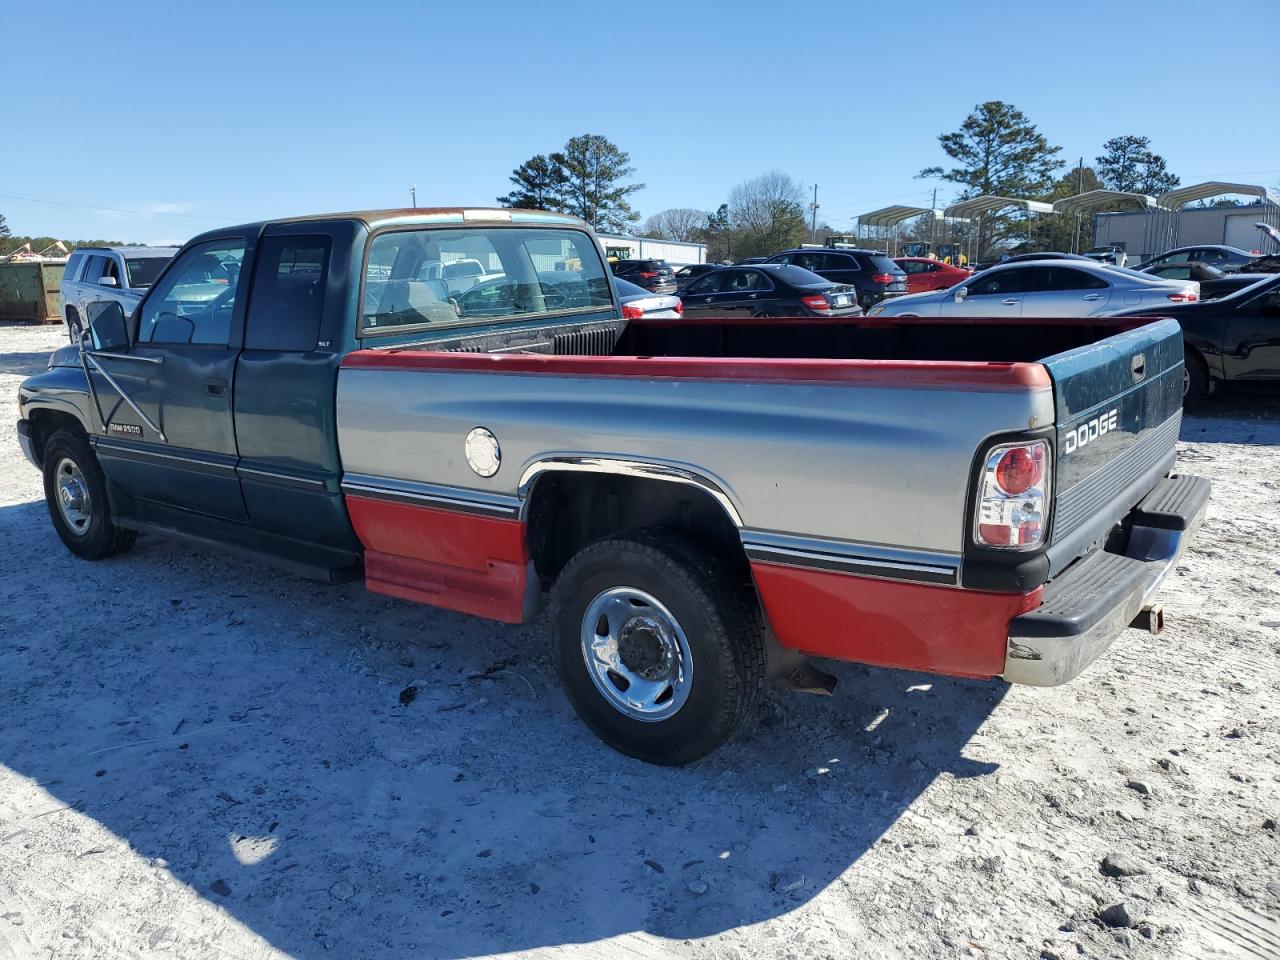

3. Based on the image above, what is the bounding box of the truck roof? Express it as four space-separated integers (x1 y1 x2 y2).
198 207 590 239
72 245 180 257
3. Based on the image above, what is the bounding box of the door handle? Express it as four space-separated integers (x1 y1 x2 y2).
206 378 227 397
1082 294 1102 301
1001 298 1020 305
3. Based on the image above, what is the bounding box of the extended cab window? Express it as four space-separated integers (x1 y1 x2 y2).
137 239 246 345
245 236 331 351
362 227 612 334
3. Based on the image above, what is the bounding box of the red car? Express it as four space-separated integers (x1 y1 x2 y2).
893 257 972 294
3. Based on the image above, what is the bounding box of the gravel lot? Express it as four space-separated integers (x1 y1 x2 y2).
1 322 1278 960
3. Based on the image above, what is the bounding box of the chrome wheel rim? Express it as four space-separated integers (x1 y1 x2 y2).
580 586 694 722
54 457 92 536
1183 366 1190 397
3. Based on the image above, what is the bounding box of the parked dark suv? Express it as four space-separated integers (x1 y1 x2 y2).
609 258 677 295
765 248 907 308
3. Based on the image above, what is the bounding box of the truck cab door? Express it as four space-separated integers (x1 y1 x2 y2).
1223 287 1280 381
90 235 251 523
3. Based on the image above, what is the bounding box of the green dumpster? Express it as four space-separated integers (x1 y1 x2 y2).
0 261 66 323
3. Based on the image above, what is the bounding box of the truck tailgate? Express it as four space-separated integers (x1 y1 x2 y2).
1042 318 1184 575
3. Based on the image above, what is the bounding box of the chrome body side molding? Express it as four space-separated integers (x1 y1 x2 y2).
742 529 960 586
516 456 744 527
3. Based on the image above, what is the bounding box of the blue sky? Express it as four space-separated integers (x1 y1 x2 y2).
2 0 1277 244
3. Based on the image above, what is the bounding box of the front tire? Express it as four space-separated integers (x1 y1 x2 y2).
550 530 766 765
42 429 136 560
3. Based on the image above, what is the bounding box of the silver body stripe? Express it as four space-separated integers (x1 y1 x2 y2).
341 473 520 518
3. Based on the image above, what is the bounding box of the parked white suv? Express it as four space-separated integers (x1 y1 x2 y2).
60 246 177 342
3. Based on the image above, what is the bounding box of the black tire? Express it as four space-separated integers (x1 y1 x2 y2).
550 529 766 765
42 429 136 560
66 308 83 345
1183 347 1209 409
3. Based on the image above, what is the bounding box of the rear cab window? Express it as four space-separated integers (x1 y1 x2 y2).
245 236 332 351
361 227 612 335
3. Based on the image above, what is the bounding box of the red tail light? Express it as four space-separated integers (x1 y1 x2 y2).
637 271 659 279
872 273 897 285
1167 292 1197 302
621 303 644 319
994 445 1044 495
800 294 831 311
974 440 1051 549
673 300 684 316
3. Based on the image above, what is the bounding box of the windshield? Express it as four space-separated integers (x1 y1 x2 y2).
362 227 613 333
124 256 171 288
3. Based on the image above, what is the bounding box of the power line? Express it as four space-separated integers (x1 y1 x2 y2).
0 191 241 222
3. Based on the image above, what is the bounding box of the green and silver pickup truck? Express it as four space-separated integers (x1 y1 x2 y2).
16 208 1208 764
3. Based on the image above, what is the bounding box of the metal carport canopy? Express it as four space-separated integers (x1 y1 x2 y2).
856 205 943 228
1160 181 1280 210
943 196 1054 218
1052 189 1165 217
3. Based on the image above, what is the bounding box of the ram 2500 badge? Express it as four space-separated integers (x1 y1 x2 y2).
16 208 1209 764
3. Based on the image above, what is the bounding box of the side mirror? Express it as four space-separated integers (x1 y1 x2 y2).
99 276 119 288
87 300 129 352
954 286 969 302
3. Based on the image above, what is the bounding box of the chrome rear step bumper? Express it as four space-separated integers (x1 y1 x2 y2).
1003 474 1209 687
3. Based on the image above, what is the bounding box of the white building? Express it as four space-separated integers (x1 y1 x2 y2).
597 234 707 267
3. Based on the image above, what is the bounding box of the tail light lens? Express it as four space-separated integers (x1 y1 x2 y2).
800 294 831 311
637 271 659 279
673 299 684 316
621 303 644 319
1167 292 1197 302
974 440 1050 549
872 273 898 285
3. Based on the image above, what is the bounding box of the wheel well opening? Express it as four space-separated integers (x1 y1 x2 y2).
28 410 87 468
525 471 748 589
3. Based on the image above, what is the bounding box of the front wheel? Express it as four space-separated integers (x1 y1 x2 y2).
42 429 136 560
550 530 766 765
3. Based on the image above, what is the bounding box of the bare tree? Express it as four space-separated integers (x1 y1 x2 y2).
640 208 709 242
726 171 807 258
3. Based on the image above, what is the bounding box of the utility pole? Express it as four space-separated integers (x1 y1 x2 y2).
931 187 938 248
410 185 417 209
810 184 819 244
1072 156 1083 253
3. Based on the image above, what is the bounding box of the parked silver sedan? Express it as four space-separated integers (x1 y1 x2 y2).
615 277 683 319
865 259 1198 318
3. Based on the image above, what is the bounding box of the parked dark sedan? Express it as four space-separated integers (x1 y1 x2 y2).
674 263 721 291
765 247 907 308
1134 244 1257 272
1113 273 1280 404
680 263 862 318
609 258 677 295
1142 262 1272 300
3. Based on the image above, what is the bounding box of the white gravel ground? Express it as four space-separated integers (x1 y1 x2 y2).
1 322 1278 960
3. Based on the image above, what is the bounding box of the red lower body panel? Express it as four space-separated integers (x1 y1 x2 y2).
751 561 1042 678
346 497 529 623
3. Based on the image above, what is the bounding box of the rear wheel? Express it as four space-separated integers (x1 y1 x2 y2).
1183 348 1209 409
42 429 136 560
550 530 766 765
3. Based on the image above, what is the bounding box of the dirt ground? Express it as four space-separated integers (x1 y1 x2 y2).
1 323 1278 960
